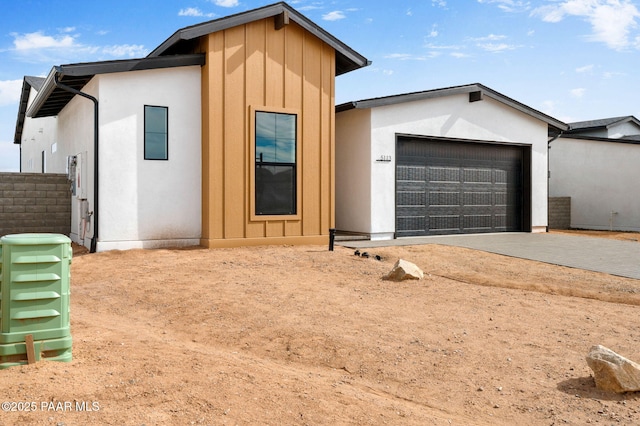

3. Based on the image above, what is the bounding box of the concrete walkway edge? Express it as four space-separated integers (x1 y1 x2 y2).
338 233 640 280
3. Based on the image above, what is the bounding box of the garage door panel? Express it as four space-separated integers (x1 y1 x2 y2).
396 137 525 237
397 215 427 233
428 215 460 233
430 167 460 183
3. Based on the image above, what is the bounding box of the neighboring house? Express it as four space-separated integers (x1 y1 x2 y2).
335 84 567 240
14 76 57 173
549 116 640 232
14 2 369 252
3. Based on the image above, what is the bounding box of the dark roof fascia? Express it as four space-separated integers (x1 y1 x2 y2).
566 115 640 133
55 53 206 77
24 76 45 91
336 83 568 131
14 76 46 144
558 134 640 146
148 2 369 75
26 54 205 118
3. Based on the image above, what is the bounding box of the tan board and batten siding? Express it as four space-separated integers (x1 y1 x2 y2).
199 18 335 248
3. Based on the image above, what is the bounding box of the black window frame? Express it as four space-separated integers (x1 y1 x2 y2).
144 105 169 161
254 110 298 216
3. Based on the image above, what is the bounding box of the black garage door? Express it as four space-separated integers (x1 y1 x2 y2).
396 136 530 237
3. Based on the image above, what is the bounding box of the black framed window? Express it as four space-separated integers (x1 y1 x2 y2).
144 105 168 160
255 111 297 215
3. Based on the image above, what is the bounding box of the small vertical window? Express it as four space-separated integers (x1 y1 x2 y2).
255 111 297 215
144 105 168 160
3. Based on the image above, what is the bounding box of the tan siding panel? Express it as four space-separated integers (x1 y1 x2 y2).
245 20 267 238
200 18 336 246
266 21 285 108
301 33 323 236
224 26 247 238
284 24 304 237
320 43 335 233
204 33 226 240
266 221 285 237
200 36 211 240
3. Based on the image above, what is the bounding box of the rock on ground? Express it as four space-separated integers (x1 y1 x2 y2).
384 259 424 281
586 345 640 393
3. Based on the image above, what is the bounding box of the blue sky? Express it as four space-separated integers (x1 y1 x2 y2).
1 0 639 171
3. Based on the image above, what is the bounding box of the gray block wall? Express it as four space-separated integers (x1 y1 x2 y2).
0 173 71 237
548 197 571 230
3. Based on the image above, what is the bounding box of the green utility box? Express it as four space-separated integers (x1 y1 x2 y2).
0 234 72 368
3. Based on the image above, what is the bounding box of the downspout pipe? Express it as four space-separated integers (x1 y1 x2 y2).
53 74 99 253
547 129 564 232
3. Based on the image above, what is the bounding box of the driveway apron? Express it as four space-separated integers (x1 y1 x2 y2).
339 233 640 280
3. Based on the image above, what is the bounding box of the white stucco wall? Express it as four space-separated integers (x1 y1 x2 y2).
19 87 58 173
98 67 202 251
53 66 202 250
336 93 550 238
549 137 640 232
608 121 640 139
335 108 372 235
57 78 98 245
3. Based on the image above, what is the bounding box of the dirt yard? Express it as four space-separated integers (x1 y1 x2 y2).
1 231 639 425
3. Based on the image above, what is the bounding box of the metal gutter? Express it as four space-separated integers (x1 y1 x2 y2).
53 72 100 253
25 68 58 118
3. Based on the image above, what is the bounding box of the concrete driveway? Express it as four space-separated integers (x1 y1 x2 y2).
339 233 640 280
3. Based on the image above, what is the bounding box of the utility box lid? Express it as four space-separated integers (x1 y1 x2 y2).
1 233 71 245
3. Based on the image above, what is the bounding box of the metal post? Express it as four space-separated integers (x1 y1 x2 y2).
329 228 336 251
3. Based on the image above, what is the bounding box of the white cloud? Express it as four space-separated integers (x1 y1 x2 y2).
179 7 215 18
531 0 640 50
477 0 531 13
424 42 464 50
384 52 439 60
383 69 394 75
384 53 418 60
323 11 346 21
472 34 508 41
9 30 149 63
428 25 439 38
101 44 148 57
469 34 519 52
432 0 447 7
575 64 594 73
477 42 518 52
451 52 471 58
570 88 586 98
297 5 322 11
12 31 76 50
0 80 22 107
602 70 625 79
211 0 238 7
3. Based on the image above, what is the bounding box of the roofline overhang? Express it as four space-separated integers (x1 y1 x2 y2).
14 77 42 144
25 67 57 119
26 54 206 118
558 134 640 145
566 115 640 133
337 83 569 132
148 2 369 75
